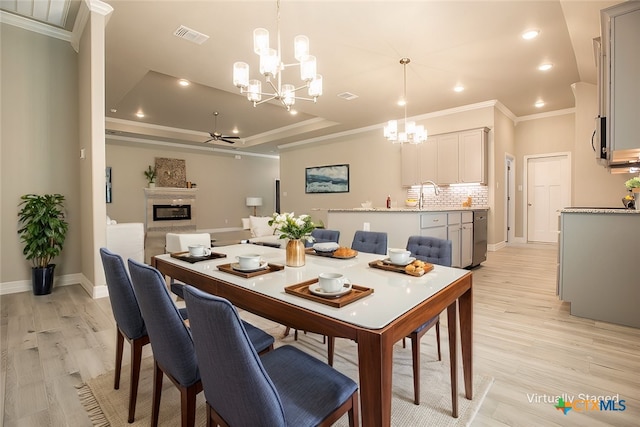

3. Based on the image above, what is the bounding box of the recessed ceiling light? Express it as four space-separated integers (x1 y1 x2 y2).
136 111 145 118
454 85 464 92
397 98 407 107
535 100 545 108
232 128 239 134
110 108 117 113
178 79 190 87
289 109 298 116
522 29 540 40
538 63 553 71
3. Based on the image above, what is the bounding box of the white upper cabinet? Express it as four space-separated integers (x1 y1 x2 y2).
401 127 488 186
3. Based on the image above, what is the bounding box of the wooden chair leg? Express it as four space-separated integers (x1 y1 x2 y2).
127 336 147 423
435 320 441 361
180 383 198 427
114 329 124 390
411 333 420 405
402 337 406 348
151 360 164 427
283 326 291 337
206 404 214 427
348 392 360 427
328 336 335 366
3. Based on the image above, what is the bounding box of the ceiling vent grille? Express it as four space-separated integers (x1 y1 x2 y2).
337 92 359 101
173 25 209 45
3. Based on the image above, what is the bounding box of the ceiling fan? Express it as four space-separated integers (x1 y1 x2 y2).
204 112 240 144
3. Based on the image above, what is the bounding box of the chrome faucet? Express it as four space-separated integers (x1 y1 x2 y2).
419 180 440 209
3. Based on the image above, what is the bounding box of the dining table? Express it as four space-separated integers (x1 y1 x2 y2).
152 243 473 427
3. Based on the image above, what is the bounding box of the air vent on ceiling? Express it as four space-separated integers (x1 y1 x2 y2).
337 92 359 101
173 25 209 45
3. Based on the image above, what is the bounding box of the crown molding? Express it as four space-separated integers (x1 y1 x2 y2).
0 10 71 42
514 108 575 123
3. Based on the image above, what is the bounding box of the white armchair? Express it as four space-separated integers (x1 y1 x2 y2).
106 222 145 273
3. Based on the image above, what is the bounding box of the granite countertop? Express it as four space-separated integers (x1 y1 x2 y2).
560 207 640 214
325 206 489 212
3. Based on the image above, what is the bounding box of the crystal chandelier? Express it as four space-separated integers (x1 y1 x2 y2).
232 0 322 111
383 58 427 144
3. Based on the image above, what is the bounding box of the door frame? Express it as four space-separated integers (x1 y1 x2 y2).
504 153 516 244
523 152 571 243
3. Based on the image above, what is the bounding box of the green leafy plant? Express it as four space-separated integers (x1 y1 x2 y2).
625 177 640 190
17 194 69 268
268 212 316 242
143 165 157 183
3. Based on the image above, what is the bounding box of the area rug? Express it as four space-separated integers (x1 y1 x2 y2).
79 314 492 426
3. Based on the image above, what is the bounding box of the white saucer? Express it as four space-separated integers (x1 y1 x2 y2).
231 261 269 273
309 282 352 298
382 257 416 266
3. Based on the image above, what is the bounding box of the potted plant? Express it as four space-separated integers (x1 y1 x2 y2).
144 165 157 187
17 194 69 295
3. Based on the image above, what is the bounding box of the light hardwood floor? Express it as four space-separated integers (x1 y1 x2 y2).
1 244 639 426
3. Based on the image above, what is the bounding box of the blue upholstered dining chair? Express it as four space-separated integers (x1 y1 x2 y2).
404 235 452 405
182 285 360 427
99 248 154 423
351 230 388 255
304 228 340 248
324 230 390 366
127 259 275 427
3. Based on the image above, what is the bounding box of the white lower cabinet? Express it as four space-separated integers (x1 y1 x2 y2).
460 212 473 268
447 212 461 267
420 213 447 240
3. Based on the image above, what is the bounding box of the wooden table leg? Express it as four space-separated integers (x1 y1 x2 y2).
357 330 394 427
447 301 458 418
459 285 473 399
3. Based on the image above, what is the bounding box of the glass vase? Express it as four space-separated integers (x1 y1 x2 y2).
286 239 305 267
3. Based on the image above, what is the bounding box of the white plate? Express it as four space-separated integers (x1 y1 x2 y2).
382 257 416 266
231 261 269 273
313 242 339 252
308 282 352 298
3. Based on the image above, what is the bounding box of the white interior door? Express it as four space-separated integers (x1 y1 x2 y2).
527 155 569 243
505 155 515 243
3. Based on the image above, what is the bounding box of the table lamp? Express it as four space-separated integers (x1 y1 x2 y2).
246 197 263 216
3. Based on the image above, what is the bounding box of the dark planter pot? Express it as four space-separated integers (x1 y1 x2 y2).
32 264 56 295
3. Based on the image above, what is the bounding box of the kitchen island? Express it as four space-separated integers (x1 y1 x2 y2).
558 208 640 328
325 207 489 268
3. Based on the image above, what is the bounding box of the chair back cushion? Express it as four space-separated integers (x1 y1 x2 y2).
99 248 147 340
127 259 200 387
165 233 211 253
183 286 286 425
351 230 388 255
406 235 452 267
306 228 340 247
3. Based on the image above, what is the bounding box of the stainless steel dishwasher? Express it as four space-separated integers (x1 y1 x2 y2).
471 211 487 267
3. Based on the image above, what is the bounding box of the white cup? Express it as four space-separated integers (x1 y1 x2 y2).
236 254 262 270
389 249 411 265
188 244 211 257
318 272 350 293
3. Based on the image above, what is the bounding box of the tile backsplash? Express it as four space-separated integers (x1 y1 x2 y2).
406 185 488 208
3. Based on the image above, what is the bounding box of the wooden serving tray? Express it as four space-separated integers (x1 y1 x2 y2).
304 248 358 259
217 263 284 278
284 279 373 308
170 251 227 263
368 260 434 277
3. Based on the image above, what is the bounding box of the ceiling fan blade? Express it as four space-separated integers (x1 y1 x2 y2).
222 136 240 139
220 138 236 144
204 138 215 143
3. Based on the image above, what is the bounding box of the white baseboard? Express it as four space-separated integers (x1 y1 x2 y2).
489 241 506 251
0 273 86 296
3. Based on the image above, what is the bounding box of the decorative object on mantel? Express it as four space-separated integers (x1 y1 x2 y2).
232 0 322 111
269 212 316 267
143 165 156 188
155 157 186 188
383 58 427 144
246 197 263 216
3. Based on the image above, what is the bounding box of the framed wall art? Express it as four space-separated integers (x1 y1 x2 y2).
305 164 349 193
106 167 112 203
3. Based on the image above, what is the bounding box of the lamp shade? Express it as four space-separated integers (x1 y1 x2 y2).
246 197 263 207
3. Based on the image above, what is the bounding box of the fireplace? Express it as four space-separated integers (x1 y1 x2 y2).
144 188 198 262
